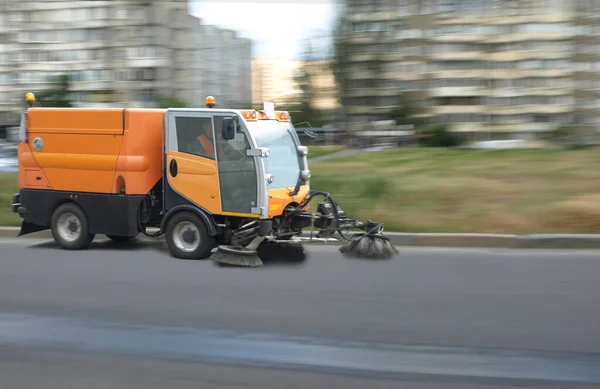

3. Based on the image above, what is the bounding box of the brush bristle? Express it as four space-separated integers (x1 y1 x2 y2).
210 250 263 267
340 235 399 259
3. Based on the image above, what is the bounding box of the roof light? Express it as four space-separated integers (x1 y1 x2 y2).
25 92 35 107
205 95 215 108
263 102 275 119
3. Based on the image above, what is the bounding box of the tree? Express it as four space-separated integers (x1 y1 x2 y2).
331 6 352 117
292 36 330 127
36 74 72 107
156 97 188 108
419 124 463 148
390 92 428 127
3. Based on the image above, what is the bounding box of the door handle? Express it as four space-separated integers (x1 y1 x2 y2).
169 159 178 177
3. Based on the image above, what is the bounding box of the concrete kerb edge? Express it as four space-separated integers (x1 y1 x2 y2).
2 227 600 249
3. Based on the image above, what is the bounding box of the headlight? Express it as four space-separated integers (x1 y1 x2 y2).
266 174 275 184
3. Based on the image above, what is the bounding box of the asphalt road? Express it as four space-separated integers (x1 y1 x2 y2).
0 237 599 388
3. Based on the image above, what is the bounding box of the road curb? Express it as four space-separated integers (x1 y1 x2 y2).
2 227 600 250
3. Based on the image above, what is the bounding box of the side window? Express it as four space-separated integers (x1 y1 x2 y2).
213 115 251 161
213 115 258 214
175 116 215 160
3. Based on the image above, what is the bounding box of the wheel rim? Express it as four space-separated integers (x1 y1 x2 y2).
172 221 201 253
57 212 82 242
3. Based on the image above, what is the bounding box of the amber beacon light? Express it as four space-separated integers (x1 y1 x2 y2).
205 96 215 108
25 92 35 108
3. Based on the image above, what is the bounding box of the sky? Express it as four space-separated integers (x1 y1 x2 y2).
189 1 338 60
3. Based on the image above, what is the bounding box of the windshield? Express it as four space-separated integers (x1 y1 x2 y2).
246 120 301 190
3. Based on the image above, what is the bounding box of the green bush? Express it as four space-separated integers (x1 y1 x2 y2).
419 124 464 148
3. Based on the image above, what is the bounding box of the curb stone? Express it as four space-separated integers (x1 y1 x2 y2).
2 227 600 250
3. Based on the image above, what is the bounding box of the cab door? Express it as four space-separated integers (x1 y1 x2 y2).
164 110 262 218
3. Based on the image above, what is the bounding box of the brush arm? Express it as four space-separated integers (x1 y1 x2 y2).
275 191 386 241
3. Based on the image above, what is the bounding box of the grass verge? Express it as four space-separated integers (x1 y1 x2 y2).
0 173 21 226
308 146 600 234
306 145 346 159
1 146 599 233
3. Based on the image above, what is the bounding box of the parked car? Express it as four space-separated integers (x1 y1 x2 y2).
0 143 18 173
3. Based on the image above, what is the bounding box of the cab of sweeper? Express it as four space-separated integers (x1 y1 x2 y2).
164 97 311 221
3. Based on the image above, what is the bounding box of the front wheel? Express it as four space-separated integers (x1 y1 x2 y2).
50 203 95 250
165 212 215 260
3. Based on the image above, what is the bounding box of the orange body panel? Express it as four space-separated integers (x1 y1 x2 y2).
166 150 222 214
20 108 166 195
267 185 310 218
27 108 125 135
18 142 51 189
27 131 122 193
114 109 164 195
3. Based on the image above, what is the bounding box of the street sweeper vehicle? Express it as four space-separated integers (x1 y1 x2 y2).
11 93 398 267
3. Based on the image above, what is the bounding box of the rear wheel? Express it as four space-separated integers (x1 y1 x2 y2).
165 212 215 260
51 203 95 250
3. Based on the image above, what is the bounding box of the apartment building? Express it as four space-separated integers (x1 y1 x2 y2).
573 0 600 133
339 0 600 139
252 56 340 121
252 56 303 105
0 1 253 124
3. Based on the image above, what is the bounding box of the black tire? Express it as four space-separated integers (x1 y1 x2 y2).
165 211 215 260
106 234 137 243
50 203 95 250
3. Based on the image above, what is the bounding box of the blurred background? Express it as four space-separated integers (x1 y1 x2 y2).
2 4 600 387
2 0 599 148
1 0 599 233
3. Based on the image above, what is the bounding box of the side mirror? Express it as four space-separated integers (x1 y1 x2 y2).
222 117 236 140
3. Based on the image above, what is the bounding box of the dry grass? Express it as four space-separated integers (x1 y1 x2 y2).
309 147 600 234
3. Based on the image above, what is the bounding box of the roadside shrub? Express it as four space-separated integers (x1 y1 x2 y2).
419 124 464 148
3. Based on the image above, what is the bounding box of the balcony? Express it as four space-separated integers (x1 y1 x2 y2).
486 51 569 61
432 34 486 43
431 70 488 78
430 52 484 61
349 53 382 62
485 88 573 97
348 11 398 23
485 123 556 133
348 88 399 98
486 105 574 115
488 69 572 78
127 58 169 68
432 105 484 114
346 106 395 115
484 33 573 44
449 123 486 133
347 71 379 80
429 87 486 97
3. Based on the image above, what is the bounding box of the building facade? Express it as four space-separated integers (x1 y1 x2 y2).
303 60 340 114
0 0 253 125
252 56 303 106
338 0 600 139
